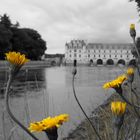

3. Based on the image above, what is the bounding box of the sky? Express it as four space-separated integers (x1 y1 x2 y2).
0 0 140 54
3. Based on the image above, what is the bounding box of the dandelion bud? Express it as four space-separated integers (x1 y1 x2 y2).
127 67 134 75
130 24 136 38
127 67 134 83
111 101 126 139
111 101 126 116
72 67 77 75
130 24 135 30
73 59 77 67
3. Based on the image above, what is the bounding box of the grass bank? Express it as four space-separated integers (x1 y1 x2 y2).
63 71 140 140
0 60 51 70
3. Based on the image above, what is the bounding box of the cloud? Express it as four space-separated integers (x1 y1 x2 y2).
0 0 139 53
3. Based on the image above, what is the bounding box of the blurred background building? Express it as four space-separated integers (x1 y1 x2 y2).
65 40 136 66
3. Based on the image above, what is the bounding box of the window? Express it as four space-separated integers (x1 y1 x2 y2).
74 53 77 57
74 49 76 52
69 54 71 57
88 50 90 53
88 54 90 57
94 55 95 57
99 55 100 57
79 54 81 57
79 50 81 53
110 55 111 58
69 50 71 53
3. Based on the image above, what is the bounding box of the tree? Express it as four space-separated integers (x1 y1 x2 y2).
0 14 47 60
22 28 46 60
11 28 46 60
0 24 12 59
130 0 140 14
0 14 12 28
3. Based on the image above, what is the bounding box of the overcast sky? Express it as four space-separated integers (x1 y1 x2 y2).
0 0 139 54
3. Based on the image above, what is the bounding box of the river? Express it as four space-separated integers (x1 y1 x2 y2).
0 66 126 140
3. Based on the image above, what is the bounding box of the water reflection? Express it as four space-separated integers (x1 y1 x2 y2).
0 66 125 140
0 69 46 96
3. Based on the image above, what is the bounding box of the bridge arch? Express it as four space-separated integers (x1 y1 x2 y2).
89 59 93 66
106 59 114 65
90 59 93 64
97 59 103 65
129 59 136 66
117 59 125 65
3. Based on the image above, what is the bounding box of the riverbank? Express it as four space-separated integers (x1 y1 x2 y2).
0 60 51 70
62 94 118 140
63 72 140 140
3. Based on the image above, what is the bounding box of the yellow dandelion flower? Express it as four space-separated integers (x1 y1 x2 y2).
28 114 69 132
127 67 134 75
130 24 135 30
111 101 126 116
103 80 119 89
103 75 127 89
42 117 60 129
103 82 111 89
5 52 29 66
55 114 69 125
117 74 127 83
28 122 45 132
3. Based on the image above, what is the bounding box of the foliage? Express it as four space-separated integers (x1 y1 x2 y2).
0 14 47 60
130 0 140 12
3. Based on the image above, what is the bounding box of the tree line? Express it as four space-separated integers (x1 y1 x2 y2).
0 14 46 60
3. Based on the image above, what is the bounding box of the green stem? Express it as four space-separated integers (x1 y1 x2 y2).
72 73 102 140
132 37 140 59
5 74 39 140
44 128 58 140
130 83 140 119
118 93 140 110
114 127 119 140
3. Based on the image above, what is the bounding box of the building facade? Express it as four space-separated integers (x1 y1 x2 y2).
65 40 136 65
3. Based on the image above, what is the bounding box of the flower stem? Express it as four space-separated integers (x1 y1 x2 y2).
72 73 102 140
118 92 140 111
44 128 58 140
132 37 140 59
5 74 39 140
114 127 119 140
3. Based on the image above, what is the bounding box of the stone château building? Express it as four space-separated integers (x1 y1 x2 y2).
65 40 136 65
